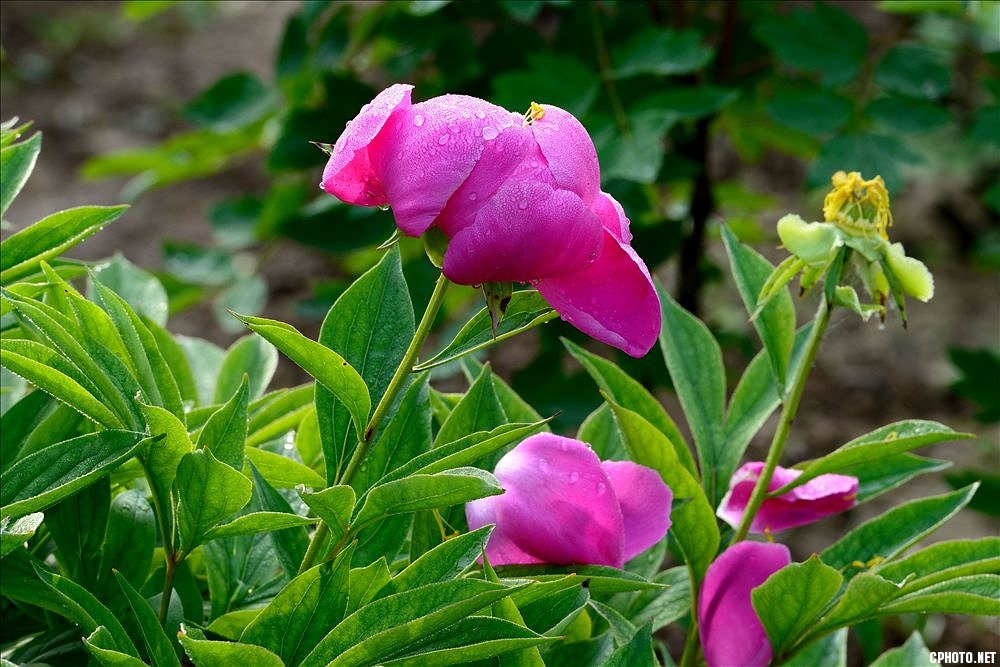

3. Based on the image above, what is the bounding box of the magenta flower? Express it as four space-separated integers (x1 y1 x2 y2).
699 541 791 667
320 84 660 357
717 462 859 534
465 433 672 568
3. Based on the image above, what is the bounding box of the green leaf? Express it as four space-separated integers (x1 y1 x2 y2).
177 334 225 406
875 538 1000 590
114 571 182 667
821 484 979 576
0 205 128 285
416 291 557 371
247 384 315 447
491 54 599 118
179 630 284 667
434 364 508 448
752 555 844 656
0 131 41 219
784 629 847 667
300 485 356 545
608 403 719 583
845 453 950 502
604 621 656 667
247 463 310 580
297 579 526 667
185 72 276 131
240 546 354 666
197 376 249 470
234 312 371 456
33 564 140 657
45 478 109 590
809 572 901 636
611 28 712 78
869 632 936 667
722 344 781 467
867 95 952 133
624 566 691 632
578 402 627 461
879 574 1000 615
139 403 193 538
0 512 44 557
807 132 920 194
721 224 795 390
348 558 392 616
657 283 726 503
353 468 501 530
245 447 325 489
215 334 278 403
1 431 152 519
0 338 121 427
380 616 555 666
205 610 261 640
90 253 169 326
84 626 149 666
144 318 199 405
875 43 952 100
765 87 853 136
99 489 155 596
379 526 492 599
174 448 253 554
775 421 974 495
203 511 315 542
316 245 412 484
563 338 695 474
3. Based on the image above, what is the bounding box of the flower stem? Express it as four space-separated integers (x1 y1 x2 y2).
297 272 450 574
158 555 176 626
731 294 833 544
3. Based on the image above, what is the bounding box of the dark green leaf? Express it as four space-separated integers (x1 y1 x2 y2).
492 54 599 117
752 555 843 656
0 206 128 285
83 626 148 666
100 490 155 595
215 334 278 403
247 463 310 580
869 632 936 667
875 43 952 99
185 72 276 131
0 131 41 219
1 431 151 519
379 526 492 599
867 96 952 133
203 511 315 542
844 453 949 503
880 574 1000 615
91 253 169 326
765 86 853 136
611 28 712 78
46 478 109 590
784 629 847 667
353 467 501 529
174 448 253 554
604 621 656 667
197 376 249 470
0 511 44 557
578 402 627 461
434 365 508 448
875 538 1000 591
114 571 181 667
179 630 284 666
807 133 921 194
379 616 554 666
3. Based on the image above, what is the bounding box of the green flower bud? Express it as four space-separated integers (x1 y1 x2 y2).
776 214 839 264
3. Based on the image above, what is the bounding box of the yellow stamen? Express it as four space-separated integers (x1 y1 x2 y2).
822 171 893 239
523 101 546 126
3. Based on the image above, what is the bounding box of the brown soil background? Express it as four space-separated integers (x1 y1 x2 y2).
2 0 997 661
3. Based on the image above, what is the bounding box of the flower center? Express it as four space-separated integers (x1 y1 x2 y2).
522 101 545 126
822 170 893 239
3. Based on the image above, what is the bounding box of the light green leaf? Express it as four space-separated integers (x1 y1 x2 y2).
721 224 795 390
203 511 315 542
433 364 508 448
380 616 555 666
0 131 41 219
247 383 314 447
139 403 193 539
90 253 169 326
215 334 278 403
578 402 627 461
416 291 558 371
174 448 253 554
300 485 356 544
810 572 901 635
83 626 149 666
353 468 501 530
821 484 979 576
880 574 1000 615
624 566 691 632
179 629 284 667
753 555 844 656
1 431 152 519
876 538 1000 591
657 283 726 504
604 621 656 667
197 375 249 470
0 205 128 285
0 512 44 557
784 629 847 667
869 632 936 667
297 579 526 667
205 609 261 641
379 526 492 599
844 453 950 502
563 338 695 474
348 558 392 615
608 402 718 583
244 447 325 489
234 312 370 463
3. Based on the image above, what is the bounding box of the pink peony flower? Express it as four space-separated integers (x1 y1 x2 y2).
465 433 672 568
717 462 859 534
699 541 791 667
320 84 660 357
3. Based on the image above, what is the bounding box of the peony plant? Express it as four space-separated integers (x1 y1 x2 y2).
0 97 992 667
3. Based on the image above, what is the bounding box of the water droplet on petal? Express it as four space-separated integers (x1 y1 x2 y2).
597 482 607 495
319 182 325 190
482 126 499 140
517 199 528 210
569 471 580 484
449 122 461 134
475 110 486 119
414 114 425 127
468 192 478 201
438 134 449 145
537 457 548 469
345 119 353 128
333 142 345 153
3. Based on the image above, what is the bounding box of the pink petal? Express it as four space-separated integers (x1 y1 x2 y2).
379 94 523 237
592 190 632 244
321 83 413 207
466 496 544 566
530 104 600 206
717 463 859 533
489 433 625 567
442 180 602 284
536 225 660 358
699 541 791 667
602 460 672 562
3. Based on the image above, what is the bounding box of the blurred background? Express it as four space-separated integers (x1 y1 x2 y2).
1 0 998 659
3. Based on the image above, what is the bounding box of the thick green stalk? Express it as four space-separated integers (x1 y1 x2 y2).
731 294 833 544
297 272 450 574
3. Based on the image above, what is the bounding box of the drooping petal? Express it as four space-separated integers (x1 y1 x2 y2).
465 495 544 566
530 104 601 206
489 433 625 567
536 226 660 358
602 460 672 562
776 214 840 264
442 180 602 284
885 241 934 302
699 541 791 667
717 462 859 533
379 94 523 237
321 83 413 207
